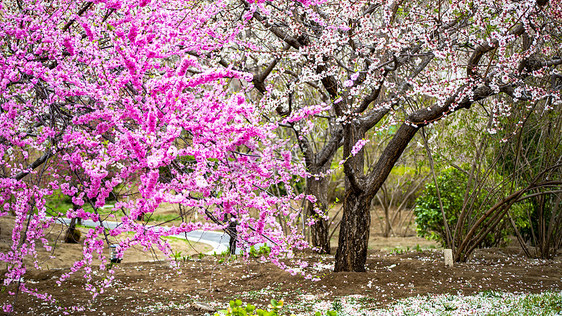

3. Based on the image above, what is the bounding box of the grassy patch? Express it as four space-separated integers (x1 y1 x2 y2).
226 291 562 316
144 213 183 224
484 292 562 316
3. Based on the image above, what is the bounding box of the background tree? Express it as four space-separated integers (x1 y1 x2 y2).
495 98 562 259
210 0 562 271
0 0 312 311
415 97 561 262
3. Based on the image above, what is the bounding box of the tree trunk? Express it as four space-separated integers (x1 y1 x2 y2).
335 121 372 272
333 84 488 272
335 123 418 272
334 191 371 272
302 125 341 254
305 169 331 253
227 220 237 255
64 217 81 243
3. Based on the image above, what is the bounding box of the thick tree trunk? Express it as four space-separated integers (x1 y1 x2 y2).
305 169 331 253
333 84 491 272
227 220 237 255
65 203 82 243
334 191 372 272
335 122 371 272
335 123 419 272
64 217 81 243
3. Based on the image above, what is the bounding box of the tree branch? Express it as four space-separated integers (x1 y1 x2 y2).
249 6 302 50
62 2 94 32
12 151 53 181
343 158 364 193
467 24 524 77
316 125 343 167
253 57 279 93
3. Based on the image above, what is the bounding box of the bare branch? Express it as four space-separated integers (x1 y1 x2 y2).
316 125 343 167
467 24 524 77
13 151 53 181
62 2 94 32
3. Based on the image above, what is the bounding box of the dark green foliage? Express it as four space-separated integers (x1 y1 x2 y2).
414 167 516 247
414 168 467 244
215 299 337 316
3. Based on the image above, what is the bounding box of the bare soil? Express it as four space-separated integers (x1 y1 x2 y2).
1 208 561 315
0 216 212 270
2 241 561 314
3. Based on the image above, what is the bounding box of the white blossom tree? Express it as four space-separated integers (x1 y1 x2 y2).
210 0 562 271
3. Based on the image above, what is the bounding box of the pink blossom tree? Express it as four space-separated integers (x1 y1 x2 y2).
206 0 562 271
1 0 562 312
0 0 312 312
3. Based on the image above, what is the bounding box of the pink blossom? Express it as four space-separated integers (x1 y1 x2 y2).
351 139 369 156
128 25 138 43
63 37 75 56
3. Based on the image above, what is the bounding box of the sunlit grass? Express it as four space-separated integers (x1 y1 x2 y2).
484 291 562 316
255 291 562 316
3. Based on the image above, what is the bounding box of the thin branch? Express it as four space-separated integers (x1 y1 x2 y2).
12 151 53 181
421 128 454 250
62 2 94 32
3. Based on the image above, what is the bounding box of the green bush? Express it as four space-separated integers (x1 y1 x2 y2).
248 245 271 258
414 167 520 247
214 299 267 316
215 299 337 316
215 299 338 316
414 168 467 244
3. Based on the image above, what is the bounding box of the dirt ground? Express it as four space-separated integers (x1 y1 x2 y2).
0 216 212 270
2 236 562 315
1 208 561 315
2 247 561 315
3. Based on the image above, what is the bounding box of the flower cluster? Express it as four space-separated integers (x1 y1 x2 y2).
0 0 314 311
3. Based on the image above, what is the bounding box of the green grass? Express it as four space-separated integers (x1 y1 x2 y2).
218 291 562 316
484 292 562 316
144 213 183 223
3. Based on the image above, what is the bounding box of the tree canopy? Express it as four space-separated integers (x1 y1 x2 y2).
1 0 561 311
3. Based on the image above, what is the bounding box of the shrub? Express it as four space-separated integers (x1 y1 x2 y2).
414 168 467 244
215 299 337 316
248 245 271 258
414 167 520 248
